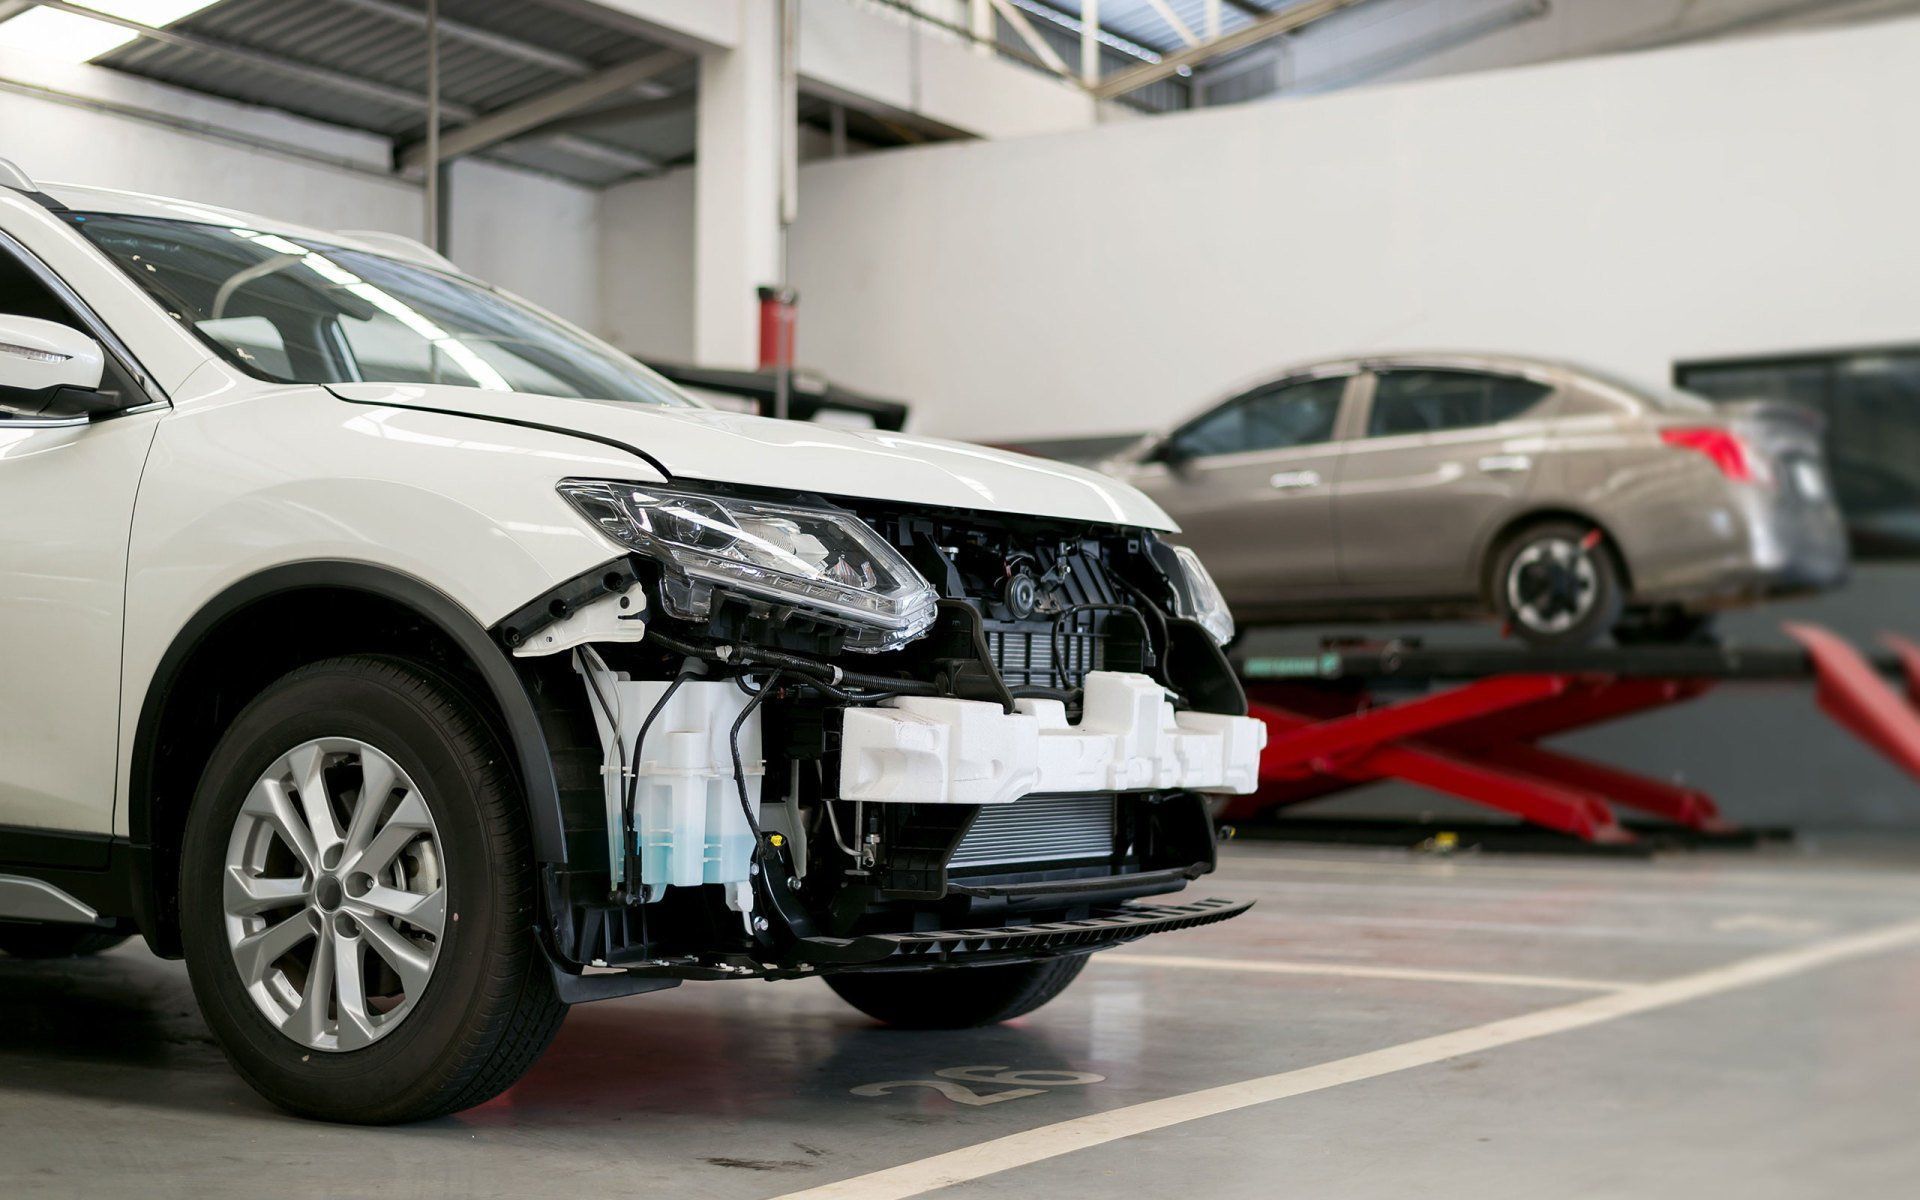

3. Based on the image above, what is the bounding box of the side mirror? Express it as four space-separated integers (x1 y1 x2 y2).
1153 438 1194 469
0 314 115 419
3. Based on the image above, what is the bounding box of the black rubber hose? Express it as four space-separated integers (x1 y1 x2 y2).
729 669 783 849
621 668 695 900
644 627 942 696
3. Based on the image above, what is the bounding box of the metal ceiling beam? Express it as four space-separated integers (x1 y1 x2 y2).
1141 0 1200 45
1092 0 1373 98
987 0 1072 75
35 0 479 119
533 92 697 139
331 0 595 78
541 134 658 174
396 49 684 170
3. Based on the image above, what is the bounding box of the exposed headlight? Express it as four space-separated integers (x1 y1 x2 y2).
557 480 937 653
1167 544 1235 647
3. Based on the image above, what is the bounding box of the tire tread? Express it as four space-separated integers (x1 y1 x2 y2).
826 954 1089 1030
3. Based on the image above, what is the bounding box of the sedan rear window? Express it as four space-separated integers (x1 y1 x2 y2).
1368 370 1553 437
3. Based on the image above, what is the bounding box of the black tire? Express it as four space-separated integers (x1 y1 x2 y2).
1491 520 1625 648
826 955 1090 1029
179 655 565 1123
0 924 128 959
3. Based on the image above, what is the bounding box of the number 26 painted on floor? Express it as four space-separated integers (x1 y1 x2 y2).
852 1065 1105 1106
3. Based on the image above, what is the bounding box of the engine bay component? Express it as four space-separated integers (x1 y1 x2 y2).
511 580 647 657
839 670 1266 806
574 654 763 918
555 480 938 652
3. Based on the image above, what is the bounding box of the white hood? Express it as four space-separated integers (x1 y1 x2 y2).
329 384 1176 531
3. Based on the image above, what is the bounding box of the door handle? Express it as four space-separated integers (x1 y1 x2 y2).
1269 469 1322 491
1477 454 1532 474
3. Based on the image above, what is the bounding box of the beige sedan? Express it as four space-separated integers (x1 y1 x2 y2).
1108 353 1848 646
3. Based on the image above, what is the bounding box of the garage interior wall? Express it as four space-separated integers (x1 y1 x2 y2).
0 49 601 326
602 14 1920 445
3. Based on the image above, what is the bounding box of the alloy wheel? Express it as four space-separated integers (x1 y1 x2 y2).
1506 537 1597 635
221 738 446 1052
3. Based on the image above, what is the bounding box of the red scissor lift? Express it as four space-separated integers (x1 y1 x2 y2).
1224 625 1920 848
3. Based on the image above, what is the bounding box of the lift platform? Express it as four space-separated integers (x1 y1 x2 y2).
1225 625 1920 848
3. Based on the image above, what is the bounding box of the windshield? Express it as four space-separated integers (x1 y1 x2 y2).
69 213 695 407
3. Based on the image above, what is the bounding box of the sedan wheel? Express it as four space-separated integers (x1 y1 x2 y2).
1507 538 1597 635
1494 522 1624 647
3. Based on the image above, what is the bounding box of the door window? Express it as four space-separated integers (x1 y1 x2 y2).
1367 369 1553 437
1169 375 1346 459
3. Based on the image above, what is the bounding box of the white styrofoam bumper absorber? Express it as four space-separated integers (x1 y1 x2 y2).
839 671 1267 806
577 661 761 914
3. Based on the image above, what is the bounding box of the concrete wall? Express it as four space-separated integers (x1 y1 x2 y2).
601 15 1920 441
597 167 696 361
0 49 601 325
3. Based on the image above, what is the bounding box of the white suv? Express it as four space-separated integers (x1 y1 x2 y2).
0 161 1262 1123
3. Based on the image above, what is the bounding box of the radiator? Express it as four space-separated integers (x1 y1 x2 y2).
949 794 1116 869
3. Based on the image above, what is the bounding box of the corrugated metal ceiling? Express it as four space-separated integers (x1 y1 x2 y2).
65 0 1303 187
1037 0 1293 55
91 0 688 185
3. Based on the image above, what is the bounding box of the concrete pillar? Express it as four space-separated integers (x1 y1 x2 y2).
694 0 782 368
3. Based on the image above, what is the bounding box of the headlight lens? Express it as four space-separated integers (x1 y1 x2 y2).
556 480 937 652
1167 544 1235 646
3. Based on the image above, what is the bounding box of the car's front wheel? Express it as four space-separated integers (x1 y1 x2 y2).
826 955 1089 1029
1492 521 1624 648
179 655 565 1123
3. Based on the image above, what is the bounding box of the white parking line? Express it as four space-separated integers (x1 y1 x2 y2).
1223 853 1920 897
769 916 1920 1200
1106 952 1632 992
1261 912 1808 945
1217 875 1917 912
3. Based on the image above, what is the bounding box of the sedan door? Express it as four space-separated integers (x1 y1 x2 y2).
1125 373 1354 615
1335 367 1559 596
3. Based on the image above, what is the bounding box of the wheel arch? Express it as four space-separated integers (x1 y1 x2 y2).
126 561 570 957
1478 507 1635 604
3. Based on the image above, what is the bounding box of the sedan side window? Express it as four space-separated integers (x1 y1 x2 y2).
1170 376 1346 459
1368 369 1553 437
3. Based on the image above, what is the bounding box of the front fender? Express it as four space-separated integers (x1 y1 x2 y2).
117 378 663 842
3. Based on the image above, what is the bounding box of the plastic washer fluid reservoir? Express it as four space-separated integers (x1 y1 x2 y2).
575 658 764 917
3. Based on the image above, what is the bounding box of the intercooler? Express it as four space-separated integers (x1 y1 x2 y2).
948 794 1117 869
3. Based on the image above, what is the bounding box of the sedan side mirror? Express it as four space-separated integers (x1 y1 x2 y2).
1153 438 1194 469
0 314 117 419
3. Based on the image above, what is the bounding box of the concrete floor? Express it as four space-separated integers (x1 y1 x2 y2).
5 839 1920 1199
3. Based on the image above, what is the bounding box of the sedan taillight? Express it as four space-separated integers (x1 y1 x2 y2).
1660 427 1769 486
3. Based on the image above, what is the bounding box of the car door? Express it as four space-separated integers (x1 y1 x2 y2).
0 234 164 837
1125 373 1354 612
1335 365 1559 596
